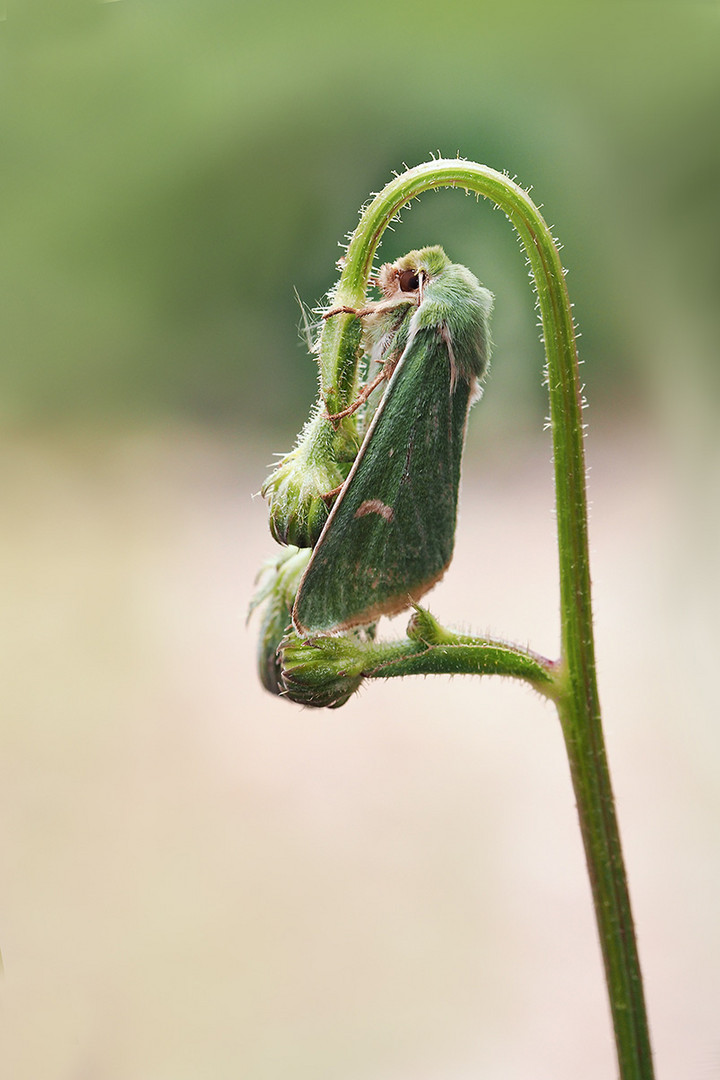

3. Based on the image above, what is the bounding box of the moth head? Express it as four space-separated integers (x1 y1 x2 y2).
375 245 452 303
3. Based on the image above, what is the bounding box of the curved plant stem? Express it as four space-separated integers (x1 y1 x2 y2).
321 161 654 1079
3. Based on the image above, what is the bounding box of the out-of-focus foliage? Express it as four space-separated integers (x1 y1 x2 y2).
3 0 719 432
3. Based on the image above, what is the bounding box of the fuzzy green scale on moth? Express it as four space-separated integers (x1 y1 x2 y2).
293 246 494 634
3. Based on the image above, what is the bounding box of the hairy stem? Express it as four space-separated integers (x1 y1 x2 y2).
318 160 654 1079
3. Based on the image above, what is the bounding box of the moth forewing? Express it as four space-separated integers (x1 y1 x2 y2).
293 312 422 633
293 247 493 635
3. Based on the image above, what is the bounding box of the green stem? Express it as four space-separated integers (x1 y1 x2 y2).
555 675 654 1079
321 160 654 1079
365 637 554 690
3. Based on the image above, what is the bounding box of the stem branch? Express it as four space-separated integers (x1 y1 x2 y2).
280 608 558 707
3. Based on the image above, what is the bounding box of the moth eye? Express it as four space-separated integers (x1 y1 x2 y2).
398 269 420 292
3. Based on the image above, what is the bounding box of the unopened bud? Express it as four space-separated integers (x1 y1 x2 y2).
249 546 312 696
262 413 355 548
279 630 366 709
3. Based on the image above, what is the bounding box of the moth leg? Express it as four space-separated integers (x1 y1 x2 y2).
327 368 388 425
323 306 374 320
320 483 344 506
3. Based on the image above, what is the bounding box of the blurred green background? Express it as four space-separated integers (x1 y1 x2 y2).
5 0 719 434
3 3 720 1079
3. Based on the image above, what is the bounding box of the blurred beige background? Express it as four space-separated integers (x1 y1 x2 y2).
2 2 719 1078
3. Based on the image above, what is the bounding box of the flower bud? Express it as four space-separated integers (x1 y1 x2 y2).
249 546 312 696
406 605 455 646
279 630 366 709
262 412 356 549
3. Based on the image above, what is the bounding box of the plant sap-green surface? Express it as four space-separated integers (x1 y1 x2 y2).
293 247 493 633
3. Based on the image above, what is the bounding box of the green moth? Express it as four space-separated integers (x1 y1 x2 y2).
293 245 493 634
